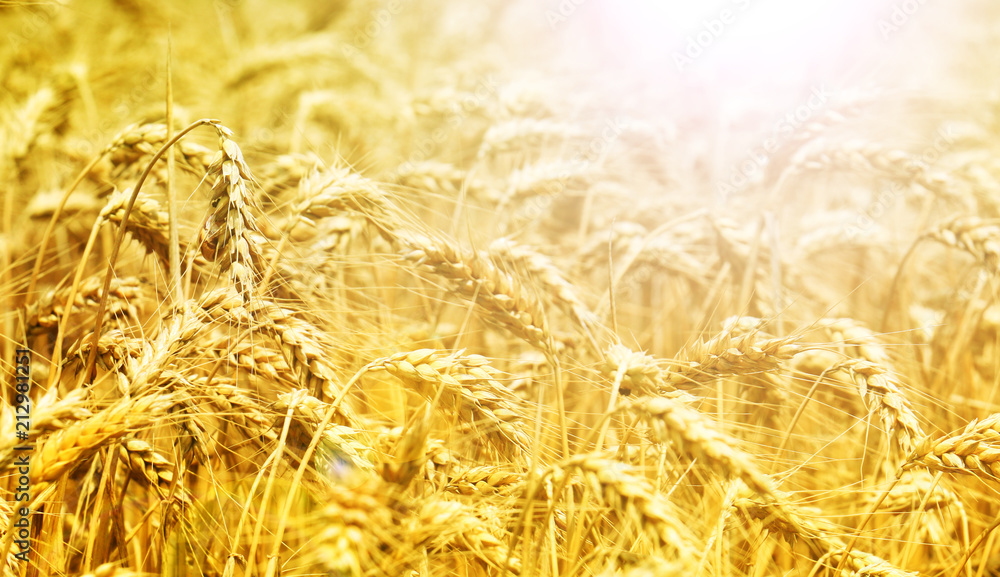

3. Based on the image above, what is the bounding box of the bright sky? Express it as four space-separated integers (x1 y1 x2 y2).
584 0 904 85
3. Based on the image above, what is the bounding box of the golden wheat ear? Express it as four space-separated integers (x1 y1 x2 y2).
201 126 267 305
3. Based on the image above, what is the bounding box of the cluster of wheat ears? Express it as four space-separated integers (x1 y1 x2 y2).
2 1 1000 576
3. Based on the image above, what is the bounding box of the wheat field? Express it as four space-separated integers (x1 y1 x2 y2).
2 0 1000 575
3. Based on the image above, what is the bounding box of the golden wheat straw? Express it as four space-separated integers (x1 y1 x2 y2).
105 122 215 175
306 484 395 576
405 498 522 574
735 492 918 577
7 3 1000 575
273 390 376 476
477 119 587 159
1 85 57 165
397 230 555 353
600 343 695 398
99 188 174 271
369 349 533 458
489 237 602 342
77 563 144 577
117 437 189 502
445 465 523 497
500 160 592 208
288 167 561 351
393 160 491 201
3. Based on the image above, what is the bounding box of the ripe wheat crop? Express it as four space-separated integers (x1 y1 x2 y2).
1 1 999 576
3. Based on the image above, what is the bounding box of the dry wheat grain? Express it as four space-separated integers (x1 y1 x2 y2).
201 125 266 304
117 437 190 503
29 393 179 499
664 329 801 389
105 122 215 175
398 230 555 353
477 119 587 159
735 490 918 577
490 237 603 343
1 86 57 165
629 396 778 499
444 465 523 496
25 275 145 336
410 498 521 573
306 483 395 576
830 359 924 455
924 216 1000 274
370 349 533 458
791 139 954 200
393 160 492 201
904 413 1000 482
100 188 174 271
555 454 699 561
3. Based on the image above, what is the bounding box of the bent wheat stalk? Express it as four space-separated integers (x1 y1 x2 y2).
81 118 220 384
